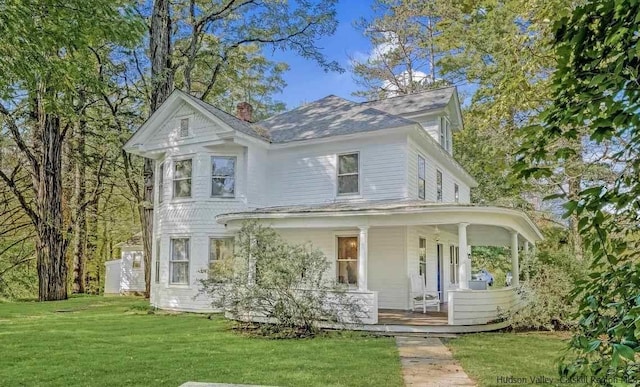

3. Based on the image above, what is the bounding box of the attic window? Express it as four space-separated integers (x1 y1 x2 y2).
440 117 451 152
179 118 190 137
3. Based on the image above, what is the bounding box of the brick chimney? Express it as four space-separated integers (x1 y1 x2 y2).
236 102 253 122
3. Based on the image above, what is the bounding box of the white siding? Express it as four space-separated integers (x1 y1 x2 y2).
104 260 121 294
120 249 145 292
367 227 408 309
407 137 470 203
448 288 517 325
267 134 408 206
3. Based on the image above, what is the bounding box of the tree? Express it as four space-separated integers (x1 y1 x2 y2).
135 0 341 297
200 222 364 337
517 0 640 380
0 0 143 301
351 0 451 100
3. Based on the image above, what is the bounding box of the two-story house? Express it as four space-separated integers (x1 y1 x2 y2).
124 87 542 331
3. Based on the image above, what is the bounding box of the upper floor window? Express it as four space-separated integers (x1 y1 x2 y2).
454 183 460 203
158 162 164 203
170 238 190 285
173 159 192 198
337 153 359 195
436 170 443 202
440 117 451 152
211 156 236 198
179 118 190 137
418 155 426 200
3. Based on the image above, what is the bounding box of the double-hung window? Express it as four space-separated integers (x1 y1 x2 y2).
454 183 460 203
173 159 192 198
179 118 190 138
209 237 234 280
436 170 443 202
418 155 426 199
170 238 190 285
337 236 358 285
158 163 164 203
211 156 236 198
337 153 359 195
132 252 142 269
419 237 427 283
155 239 161 284
450 245 459 284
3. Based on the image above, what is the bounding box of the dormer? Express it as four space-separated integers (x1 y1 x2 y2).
363 86 463 155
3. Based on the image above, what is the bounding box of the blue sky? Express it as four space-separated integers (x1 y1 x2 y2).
267 0 375 108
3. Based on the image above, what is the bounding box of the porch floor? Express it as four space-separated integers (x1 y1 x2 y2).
378 308 448 326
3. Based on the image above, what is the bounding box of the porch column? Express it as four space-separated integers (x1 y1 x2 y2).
511 231 519 287
458 223 469 289
358 226 369 291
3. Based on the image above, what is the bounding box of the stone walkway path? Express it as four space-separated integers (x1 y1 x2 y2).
395 336 476 387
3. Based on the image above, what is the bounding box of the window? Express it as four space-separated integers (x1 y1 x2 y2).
170 238 190 284
337 236 358 285
436 170 443 202
179 118 189 137
158 163 164 203
418 155 426 200
211 156 236 198
419 238 427 284
337 153 359 195
173 159 192 198
440 117 451 152
132 252 142 269
155 240 161 283
454 183 460 203
209 237 234 279
450 245 459 284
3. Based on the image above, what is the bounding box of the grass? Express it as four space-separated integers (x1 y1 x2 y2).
0 296 403 387
447 332 582 387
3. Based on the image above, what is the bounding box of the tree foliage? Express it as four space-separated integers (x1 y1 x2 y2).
517 0 640 380
200 222 365 337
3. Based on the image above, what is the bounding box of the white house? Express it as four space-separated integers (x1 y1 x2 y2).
104 234 145 295
124 87 542 332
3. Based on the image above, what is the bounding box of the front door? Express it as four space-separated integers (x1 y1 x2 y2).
436 243 444 295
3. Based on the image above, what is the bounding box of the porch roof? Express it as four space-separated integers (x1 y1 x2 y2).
216 199 543 245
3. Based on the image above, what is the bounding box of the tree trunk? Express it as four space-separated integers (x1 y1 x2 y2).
144 0 173 298
85 198 98 293
72 119 87 293
35 114 68 301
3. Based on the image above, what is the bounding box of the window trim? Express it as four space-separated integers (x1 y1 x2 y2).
440 116 451 152
336 152 360 196
169 237 190 285
211 156 237 199
172 158 193 199
436 170 443 202
417 155 426 200
336 235 359 287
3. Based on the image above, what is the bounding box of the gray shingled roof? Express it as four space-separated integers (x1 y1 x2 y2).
362 86 455 117
180 91 271 141
255 95 416 143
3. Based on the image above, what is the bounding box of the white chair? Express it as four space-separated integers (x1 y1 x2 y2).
410 274 441 313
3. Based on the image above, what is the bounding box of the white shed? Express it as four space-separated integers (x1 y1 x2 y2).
104 233 145 295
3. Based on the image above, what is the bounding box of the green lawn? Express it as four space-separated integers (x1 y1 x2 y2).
0 296 403 387
447 332 580 387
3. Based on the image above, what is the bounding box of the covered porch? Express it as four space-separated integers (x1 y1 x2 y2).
217 200 543 332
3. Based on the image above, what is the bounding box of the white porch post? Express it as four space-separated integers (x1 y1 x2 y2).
511 231 519 287
358 226 369 291
458 223 469 289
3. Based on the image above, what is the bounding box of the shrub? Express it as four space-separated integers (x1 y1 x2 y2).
200 221 365 337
